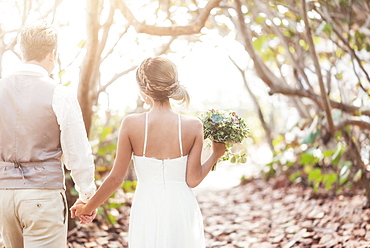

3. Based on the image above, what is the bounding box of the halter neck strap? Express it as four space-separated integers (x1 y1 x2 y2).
178 114 183 157
142 112 149 157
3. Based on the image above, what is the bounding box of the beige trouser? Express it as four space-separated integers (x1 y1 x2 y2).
0 189 68 248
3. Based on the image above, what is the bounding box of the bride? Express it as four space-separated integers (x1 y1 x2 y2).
71 57 226 248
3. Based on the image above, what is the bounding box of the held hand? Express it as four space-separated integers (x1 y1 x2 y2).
211 141 226 158
70 203 89 217
78 209 97 224
70 199 84 219
70 199 96 224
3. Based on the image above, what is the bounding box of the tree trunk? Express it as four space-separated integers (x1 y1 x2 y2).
67 0 103 230
78 0 102 136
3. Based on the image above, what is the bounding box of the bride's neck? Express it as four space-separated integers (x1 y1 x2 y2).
150 99 171 110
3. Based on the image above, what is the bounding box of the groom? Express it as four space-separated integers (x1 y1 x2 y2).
0 22 96 248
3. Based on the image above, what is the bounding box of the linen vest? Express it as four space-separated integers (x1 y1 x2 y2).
0 70 64 189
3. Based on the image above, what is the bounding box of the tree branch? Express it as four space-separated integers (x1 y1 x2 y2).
101 25 129 62
337 118 370 131
97 65 137 95
302 0 335 133
114 0 222 36
233 0 291 94
315 6 370 96
268 83 370 118
98 1 116 56
257 1 314 93
97 37 176 95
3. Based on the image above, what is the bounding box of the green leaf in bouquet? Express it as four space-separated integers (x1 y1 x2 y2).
220 153 230 161
225 143 234 149
238 156 247 163
239 150 246 156
230 156 237 163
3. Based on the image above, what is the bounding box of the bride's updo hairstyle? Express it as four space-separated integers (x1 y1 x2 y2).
136 57 190 107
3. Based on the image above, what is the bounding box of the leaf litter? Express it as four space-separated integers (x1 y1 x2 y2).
67 177 370 248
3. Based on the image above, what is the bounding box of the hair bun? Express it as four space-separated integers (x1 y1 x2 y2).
136 57 190 107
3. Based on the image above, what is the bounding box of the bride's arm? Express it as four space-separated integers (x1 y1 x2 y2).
185 119 226 188
73 117 133 216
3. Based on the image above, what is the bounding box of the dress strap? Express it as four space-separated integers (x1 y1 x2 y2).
143 112 149 157
178 114 183 157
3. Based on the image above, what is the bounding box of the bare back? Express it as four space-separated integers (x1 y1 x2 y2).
127 111 202 160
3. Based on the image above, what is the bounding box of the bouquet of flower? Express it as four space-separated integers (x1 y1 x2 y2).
199 109 250 170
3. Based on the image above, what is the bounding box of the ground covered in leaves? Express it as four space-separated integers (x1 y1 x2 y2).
67 177 370 248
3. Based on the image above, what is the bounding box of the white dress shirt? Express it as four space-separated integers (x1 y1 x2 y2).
16 63 96 203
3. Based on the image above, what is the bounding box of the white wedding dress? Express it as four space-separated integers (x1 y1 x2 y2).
128 113 205 248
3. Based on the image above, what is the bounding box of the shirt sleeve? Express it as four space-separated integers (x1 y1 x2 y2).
52 84 96 203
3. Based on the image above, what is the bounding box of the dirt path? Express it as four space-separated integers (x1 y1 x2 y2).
67 177 370 248
198 178 370 248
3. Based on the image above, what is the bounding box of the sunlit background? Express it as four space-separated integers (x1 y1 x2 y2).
1 0 256 112
2 1 370 247
0 0 276 188
1 0 370 190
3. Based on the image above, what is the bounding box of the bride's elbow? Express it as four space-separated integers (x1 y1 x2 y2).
186 169 203 188
186 179 200 188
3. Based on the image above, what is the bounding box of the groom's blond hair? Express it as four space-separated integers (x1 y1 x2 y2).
18 22 58 62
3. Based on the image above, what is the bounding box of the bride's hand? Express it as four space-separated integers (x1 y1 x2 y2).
78 210 97 224
70 200 96 224
211 141 226 158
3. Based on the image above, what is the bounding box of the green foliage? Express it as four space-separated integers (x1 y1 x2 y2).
264 116 362 195
94 180 137 227
220 147 248 164
89 113 122 177
97 181 138 226
253 35 267 52
316 22 333 36
353 31 370 51
299 149 320 166
121 180 137 193
97 192 122 226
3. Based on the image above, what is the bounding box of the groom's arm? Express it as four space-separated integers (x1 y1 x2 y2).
53 85 96 203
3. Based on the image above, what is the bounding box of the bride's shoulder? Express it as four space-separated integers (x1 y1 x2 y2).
121 113 146 127
180 115 202 127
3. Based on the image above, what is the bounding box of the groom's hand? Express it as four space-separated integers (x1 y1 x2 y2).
70 199 84 218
